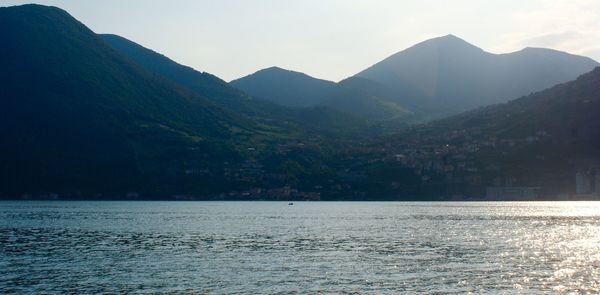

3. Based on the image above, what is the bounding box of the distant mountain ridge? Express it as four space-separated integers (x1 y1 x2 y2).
232 34 598 121
352 34 599 115
231 67 411 120
101 34 369 135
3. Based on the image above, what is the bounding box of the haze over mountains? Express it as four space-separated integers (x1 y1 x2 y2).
1 4 598 200
233 34 598 120
354 34 598 114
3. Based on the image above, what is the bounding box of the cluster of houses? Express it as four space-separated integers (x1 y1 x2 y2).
220 127 559 199
175 126 597 200
338 127 556 198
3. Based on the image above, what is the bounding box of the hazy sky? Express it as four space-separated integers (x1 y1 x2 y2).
3 0 600 81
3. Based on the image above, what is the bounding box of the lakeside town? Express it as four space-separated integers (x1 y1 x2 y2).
145 124 600 201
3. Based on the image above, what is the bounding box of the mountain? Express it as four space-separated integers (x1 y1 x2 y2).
0 4 255 196
100 34 255 110
231 67 410 120
0 4 374 199
352 34 599 116
100 34 369 135
427 66 600 157
320 66 600 200
429 67 600 142
3 4 596 200
389 66 600 197
232 35 597 122
230 67 340 107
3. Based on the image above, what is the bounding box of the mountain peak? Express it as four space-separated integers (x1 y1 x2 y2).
263 66 286 71
1 3 67 16
515 47 599 64
3 3 54 10
417 34 482 51
438 34 461 40
231 67 338 108
354 33 599 116
521 46 561 52
255 66 297 75
247 66 315 80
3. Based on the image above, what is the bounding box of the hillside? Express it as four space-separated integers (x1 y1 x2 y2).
102 34 372 136
0 4 255 196
0 4 375 199
377 67 600 198
424 67 600 141
352 34 599 117
305 67 600 200
100 34 255 109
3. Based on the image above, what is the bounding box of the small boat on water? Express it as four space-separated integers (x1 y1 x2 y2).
288 202 294 205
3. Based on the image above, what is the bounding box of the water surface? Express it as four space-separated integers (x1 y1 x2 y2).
1 201 600 293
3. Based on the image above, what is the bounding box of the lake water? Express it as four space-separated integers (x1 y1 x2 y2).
1 201 600 294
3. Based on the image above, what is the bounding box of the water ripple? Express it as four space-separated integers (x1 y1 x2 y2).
1 201 600 293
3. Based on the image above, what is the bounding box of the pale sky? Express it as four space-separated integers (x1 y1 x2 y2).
2 0 600 81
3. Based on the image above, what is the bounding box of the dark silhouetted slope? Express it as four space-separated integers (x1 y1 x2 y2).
400 67 600 195
100 34 254 109
0 4 251 195
432 67 600 146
